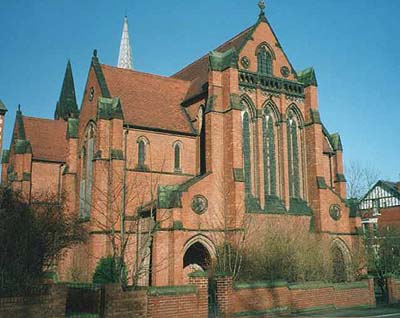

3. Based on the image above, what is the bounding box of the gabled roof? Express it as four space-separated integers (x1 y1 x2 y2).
22 116 68 162
100 64 195 135
171 26 253 100
360 180 400 204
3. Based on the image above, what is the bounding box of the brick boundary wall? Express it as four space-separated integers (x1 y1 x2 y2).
215 276 376 317
147 272 208 318
387 276 400 304
104 284 148 318
0 284 67 318
104 271 208 318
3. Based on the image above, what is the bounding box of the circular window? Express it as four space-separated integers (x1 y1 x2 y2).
191 195 208 215
329 204 342 221
280 66 290 78
240 56 250 69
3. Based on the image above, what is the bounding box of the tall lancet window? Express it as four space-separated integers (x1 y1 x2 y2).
173 141 182 172
287 109 303 198
262 108 277 198
241 98 257 198
137 136 149 171
257 46 273 76
80 123 95 219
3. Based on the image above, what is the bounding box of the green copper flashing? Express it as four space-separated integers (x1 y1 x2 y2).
346 198 359 218
67 118 79 139
310 109 321 124
97 97 124 120
330 133 343 151
209 48 238 72
316 176 328 189
297 67 318 87
2 150 9 164
230 93 243 110
54 60 79 121
335 173 346 183
14 139 31 154
0 99 8 115
233 168 244 182
91 50 111 98
205 95 216 113
110 148 124 160
16 106 26 140
288 197 313 216
158 185 182 209
172 220 183 230
264 195 287 214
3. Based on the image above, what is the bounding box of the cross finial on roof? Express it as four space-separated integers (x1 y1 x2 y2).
258 0 266 13
258 0 267 21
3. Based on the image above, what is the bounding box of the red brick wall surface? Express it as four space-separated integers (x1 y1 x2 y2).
387 277 400 304
0 284 67 318
215 276 375 317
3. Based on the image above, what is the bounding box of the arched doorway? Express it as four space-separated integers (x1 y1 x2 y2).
332 244 347 282
331 239 351 282
183 242 211 270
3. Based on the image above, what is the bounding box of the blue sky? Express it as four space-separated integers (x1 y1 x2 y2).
0 0 399 181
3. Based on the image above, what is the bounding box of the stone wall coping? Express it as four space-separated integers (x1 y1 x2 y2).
288 281 333 290
147 285 196 296
234 280 288 289
333 281 369 290
188 270 208 278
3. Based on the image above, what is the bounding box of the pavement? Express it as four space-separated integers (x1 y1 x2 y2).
285 305 400 318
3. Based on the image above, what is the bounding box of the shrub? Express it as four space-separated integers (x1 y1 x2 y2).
92 256 127 285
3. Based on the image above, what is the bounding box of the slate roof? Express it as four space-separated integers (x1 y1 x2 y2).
171 26 253 100
100 64 195 135
22 116 68 162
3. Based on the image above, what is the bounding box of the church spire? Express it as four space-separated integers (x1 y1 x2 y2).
118 16 133 70
54 60 79 121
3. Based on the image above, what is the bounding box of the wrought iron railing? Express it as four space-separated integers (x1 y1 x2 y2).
238 70 305 98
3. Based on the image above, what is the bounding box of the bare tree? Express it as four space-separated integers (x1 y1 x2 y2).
205 174 255 280
84 155 172 287
346 160 380 199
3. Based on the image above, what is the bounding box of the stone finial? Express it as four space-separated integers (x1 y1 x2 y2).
258 0 267 21
258 0 266 14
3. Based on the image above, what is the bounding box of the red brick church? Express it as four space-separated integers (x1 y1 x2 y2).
1 3 361 285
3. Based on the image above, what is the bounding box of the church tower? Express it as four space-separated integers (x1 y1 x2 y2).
54 60 79 121
117 16 133 69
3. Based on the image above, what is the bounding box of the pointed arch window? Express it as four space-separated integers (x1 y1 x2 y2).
257 46 272 76
173 142 182 172
262 109 277 198
242 111 252 196
80 123 95 219
138 140 146 167
287 110 303 198
137 137 149 171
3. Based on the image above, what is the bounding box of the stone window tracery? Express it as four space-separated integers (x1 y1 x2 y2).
79 123 95 219
287 107 304 199
257 46 272 76
263 108 277 198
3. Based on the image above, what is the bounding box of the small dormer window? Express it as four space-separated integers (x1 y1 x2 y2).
257 46 272 76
